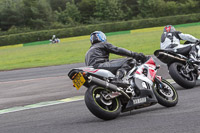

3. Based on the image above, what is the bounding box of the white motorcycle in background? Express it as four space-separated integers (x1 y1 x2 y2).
154 41 200 89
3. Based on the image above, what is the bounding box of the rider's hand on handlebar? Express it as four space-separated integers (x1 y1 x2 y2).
131 52 149 63
135 53 149 63
141 55 150 63
136 53 145 60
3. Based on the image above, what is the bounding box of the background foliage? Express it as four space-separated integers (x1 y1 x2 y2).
0 0 200 45
0 0 199 32
1 13 200 46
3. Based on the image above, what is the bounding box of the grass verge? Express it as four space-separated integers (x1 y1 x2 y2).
0 25 200 71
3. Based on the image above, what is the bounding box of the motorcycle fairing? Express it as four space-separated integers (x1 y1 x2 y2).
136 57 157 81
122 73 157 112
123 96 157 112
68 67 115 79
145 57 156 66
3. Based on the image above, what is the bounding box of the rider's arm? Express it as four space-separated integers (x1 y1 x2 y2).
104 43 134 57
178 33 199 43
104 43 146 61
160 33 172 49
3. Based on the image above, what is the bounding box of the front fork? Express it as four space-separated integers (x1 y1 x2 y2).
154 76 166 90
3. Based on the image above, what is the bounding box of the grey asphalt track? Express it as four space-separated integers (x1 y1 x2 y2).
0 56 170 110
0 63 85 109
0 57 200 133
1 86 200 133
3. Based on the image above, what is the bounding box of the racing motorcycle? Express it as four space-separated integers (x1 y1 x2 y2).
154 41 200 89
68 57 178 120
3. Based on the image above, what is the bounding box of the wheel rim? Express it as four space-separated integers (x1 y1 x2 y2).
155 81 177 102
176 63 194 81
93 87 120 112
159 82 174 98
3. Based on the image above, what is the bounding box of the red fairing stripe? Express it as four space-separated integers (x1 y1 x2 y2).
148 69 156 80
145 57 156 66
136 71 141 74
83 68 99 73
156 76 162 81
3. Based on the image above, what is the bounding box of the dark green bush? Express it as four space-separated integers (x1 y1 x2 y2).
1 13 200 46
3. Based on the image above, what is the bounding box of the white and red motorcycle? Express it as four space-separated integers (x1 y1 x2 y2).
68 57 178 120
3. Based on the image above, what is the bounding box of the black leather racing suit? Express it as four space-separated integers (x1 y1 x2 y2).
85 42 138 74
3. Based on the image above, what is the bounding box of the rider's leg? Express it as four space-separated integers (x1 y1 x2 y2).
95 58 132 74
111 59 135 86
189 45 200 63
174 44 199 62
115 68 127 79
96 58 134 86
114 59 135 79
175 44 200 75
189 45 200 75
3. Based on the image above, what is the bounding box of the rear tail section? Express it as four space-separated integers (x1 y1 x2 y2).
154 49 186 64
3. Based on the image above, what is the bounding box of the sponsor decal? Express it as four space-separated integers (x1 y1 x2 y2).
133 97 147 104
142 82 147 89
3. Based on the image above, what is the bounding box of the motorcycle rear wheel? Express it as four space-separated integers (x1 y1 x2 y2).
169 62 196 89
85 85 121 120
153 79 178 107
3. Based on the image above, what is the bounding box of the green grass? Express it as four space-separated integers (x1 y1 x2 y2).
0 25 200 71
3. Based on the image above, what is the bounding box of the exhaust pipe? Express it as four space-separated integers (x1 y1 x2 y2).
88 76 130 99
159 52 186 62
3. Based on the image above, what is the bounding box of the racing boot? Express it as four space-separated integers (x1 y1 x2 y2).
111 69 130 87
189 52 200 64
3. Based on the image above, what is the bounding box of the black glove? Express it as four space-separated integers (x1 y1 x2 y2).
142 55 150 63
135 53 146 60
138 53 146 59
131 52 148 63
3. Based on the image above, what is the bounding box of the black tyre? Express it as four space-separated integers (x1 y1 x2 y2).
85 85 121 120
169 62 196 89
153 79 178 107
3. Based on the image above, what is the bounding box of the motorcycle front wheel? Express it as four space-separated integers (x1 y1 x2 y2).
85 85 121 120
153 79 178 107
169 62 196 89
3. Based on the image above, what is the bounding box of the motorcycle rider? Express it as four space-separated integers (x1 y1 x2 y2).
85 31 147 85
52 35 56 43
160 25 200 62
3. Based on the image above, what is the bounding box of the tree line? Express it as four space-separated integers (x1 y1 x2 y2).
0 0 199 33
